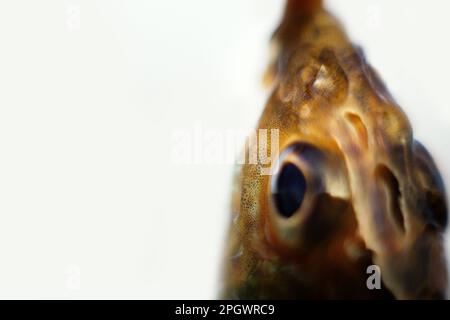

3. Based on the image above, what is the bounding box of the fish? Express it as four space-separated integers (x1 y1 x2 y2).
220 0 448 299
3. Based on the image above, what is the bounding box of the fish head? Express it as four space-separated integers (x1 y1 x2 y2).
222 43 448 299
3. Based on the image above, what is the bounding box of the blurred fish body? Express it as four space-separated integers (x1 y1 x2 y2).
221 0 448 299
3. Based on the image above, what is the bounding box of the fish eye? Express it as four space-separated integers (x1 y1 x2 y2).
272 163 307 218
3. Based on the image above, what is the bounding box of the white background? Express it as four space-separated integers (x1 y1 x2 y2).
0 0 449 299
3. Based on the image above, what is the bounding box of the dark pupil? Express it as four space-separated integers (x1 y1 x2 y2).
273 163 307 218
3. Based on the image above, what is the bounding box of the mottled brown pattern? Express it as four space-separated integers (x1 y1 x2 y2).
220 1 448 299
